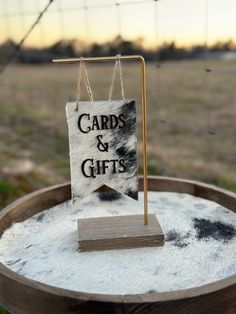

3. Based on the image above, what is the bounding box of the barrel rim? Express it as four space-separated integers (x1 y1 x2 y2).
0 176 235 304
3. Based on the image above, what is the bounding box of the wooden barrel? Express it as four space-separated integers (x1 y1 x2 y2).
0 176 235 314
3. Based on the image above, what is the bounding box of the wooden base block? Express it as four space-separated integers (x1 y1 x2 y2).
78 214 164 252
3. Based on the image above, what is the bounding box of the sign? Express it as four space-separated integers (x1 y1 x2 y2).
66 100 138 206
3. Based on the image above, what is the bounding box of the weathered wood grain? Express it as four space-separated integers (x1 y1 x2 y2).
78 214 164 252
0 176 236 313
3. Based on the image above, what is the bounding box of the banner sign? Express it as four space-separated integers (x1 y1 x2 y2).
66 100 138 205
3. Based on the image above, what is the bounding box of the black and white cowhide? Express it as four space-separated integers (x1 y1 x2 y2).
66 100 138 205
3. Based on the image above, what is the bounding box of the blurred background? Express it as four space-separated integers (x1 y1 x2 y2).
0 0 236 213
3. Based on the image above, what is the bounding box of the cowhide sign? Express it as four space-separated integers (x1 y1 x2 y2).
66 100 138 206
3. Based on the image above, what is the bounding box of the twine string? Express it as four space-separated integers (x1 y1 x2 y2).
76 60 83 111
83 59 94 102
108 58 118 101
108 54 125 101
76 58 94 111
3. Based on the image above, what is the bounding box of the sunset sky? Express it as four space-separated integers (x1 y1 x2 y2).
0 0 235 48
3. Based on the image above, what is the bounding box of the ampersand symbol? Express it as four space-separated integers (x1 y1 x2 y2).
96 135 108 152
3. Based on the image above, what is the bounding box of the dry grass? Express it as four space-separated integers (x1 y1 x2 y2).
0 59 236 207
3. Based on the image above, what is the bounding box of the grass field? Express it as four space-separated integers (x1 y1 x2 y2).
0 59 236 208
0 59 236 313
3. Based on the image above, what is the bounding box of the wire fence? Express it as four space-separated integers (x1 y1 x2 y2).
0 0 236 193
0 7 235 314
0 0 55 74
0 0 235 133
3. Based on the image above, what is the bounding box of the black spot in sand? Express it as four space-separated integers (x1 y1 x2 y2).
6 259 21 266
166 230 191 248
99 191 122 202
46 269 53 274
25 244 32 249
110 210 119 215
36 213 45 222
147 289 157 294
194 203 206 210
193 218 236 243
73 208 82 214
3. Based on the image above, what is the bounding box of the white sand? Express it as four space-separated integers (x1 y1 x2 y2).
0 191 235 295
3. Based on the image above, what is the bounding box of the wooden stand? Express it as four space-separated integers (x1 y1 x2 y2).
78 214 164 252
53 56 165 251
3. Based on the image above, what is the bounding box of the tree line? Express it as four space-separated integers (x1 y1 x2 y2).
0 36 235 64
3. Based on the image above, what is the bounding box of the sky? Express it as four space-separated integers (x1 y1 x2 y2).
0 0 236 48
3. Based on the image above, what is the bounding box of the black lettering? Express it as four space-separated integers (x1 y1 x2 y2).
118 159 126 173
81 159 96 178
96 160 101 175
102 160 110 174
118 114 125 128
110 159 117 174
110 115 118 129
101 115 109 130
92 116 100 130
78 114 91 134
